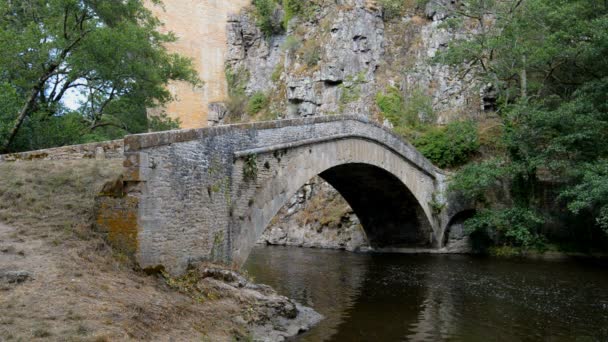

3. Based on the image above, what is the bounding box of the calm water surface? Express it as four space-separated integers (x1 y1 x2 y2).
244 246 608 341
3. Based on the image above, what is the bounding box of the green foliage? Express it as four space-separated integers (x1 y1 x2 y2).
0 0 200 152
376 86 408 126
377 0 429 20
252 0 283 36
247 92 269 115
0 83 21 142
449 158 509 202
282 0 319 27
271 64 284 82
340 73 366 106
465 207 545 248
148 113 181 132
414 121 480 168
561 160 608 234
243 155 258 182
439 0 608 247
224 66 251 122
375 86 477 167
378 0 406 20
376 86 435 130
225 66 250 97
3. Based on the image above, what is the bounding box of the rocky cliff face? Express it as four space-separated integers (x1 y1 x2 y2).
258 176 369 251
220 0 484 250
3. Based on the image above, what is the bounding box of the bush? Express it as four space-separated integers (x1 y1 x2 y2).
377 86 410 127
465 207 546 248
247 92 269 115
414 120 480 168
252 0 283 36
271 63 283 82
302 40 322 67
378 0 406 20
225 65 250 97
282 0 318 27
448 158 509 202
376 86 435 130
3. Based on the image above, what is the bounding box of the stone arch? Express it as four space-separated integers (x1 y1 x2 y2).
230 137 438 266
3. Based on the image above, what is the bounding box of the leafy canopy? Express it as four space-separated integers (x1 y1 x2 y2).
0 0 199 152
443 0 608 247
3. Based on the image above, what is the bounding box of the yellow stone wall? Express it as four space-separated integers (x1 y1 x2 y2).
148 0 250 129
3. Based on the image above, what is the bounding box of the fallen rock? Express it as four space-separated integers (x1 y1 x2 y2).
196 267 323 341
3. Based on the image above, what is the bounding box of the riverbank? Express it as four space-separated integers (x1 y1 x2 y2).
0 160 320 341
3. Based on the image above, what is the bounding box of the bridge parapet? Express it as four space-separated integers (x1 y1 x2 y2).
97 116 455 275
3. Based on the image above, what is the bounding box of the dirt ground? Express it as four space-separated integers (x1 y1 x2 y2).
0 160 257 341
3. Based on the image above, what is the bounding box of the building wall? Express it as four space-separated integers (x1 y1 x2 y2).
147 0 250 129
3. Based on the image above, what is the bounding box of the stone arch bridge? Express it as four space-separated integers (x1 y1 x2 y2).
96 116 465 275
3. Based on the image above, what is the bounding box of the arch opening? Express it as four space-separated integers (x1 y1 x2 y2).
319 163 433 249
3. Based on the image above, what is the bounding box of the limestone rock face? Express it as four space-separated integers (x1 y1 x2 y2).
226 12 286 97
257 177 370 252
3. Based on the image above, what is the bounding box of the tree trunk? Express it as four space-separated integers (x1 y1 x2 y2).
0 86 40 153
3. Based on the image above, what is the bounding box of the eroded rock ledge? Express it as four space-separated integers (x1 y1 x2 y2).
164 266 323 342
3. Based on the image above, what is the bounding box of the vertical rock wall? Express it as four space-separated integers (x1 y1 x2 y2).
146 0 250 129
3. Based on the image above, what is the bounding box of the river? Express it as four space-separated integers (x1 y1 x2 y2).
244 246 608 341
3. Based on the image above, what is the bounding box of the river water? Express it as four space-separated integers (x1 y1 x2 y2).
244 246 608 341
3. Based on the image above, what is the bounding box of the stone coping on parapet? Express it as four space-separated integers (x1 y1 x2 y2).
123 115 443 175
125 116 377 151
0 139 124 163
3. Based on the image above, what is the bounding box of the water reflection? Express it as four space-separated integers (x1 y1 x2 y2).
244 246 608 341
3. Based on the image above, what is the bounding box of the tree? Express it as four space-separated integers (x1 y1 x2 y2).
442 0 608 246
0 0 199 153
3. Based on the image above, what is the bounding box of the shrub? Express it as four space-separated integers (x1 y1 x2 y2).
247 92 269 115
224 65 251 122
376 86 435 130
283 0 301 27
340 72 366 106
148 112 181 132
448 158 509 202
414 120 480 168
252 0 282 36
376 86 410 127
302 40 322 67
271 63 283 82
378 0 406 20
282 0 319 27
465 207 545 248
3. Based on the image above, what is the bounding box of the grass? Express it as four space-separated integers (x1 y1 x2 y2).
0 160 123 238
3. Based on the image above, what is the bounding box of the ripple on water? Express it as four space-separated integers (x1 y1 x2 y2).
244 247 608 342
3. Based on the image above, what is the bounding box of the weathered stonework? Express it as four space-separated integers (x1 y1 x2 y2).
95 116 470 276
0 140 124 163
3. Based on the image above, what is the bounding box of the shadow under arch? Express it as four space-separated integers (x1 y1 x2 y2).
319 163 433 249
